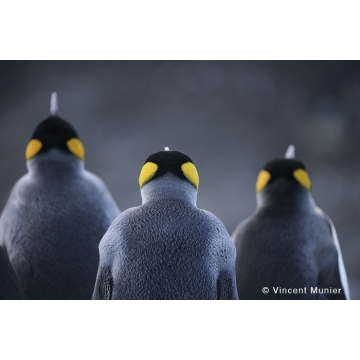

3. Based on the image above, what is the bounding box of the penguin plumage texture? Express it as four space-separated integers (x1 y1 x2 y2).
0 246 23 300
232 145 350 300
0 93 120 299
92 149 238 300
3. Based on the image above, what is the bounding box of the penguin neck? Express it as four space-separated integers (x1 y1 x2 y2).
141 173 197 206
256 180 316 213
27 148 84 177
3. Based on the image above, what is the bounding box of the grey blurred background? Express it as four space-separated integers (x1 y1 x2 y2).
1 60 359 298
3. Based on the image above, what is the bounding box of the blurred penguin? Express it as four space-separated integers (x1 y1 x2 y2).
92 148 238 300
0 246 23 300
232 145 350 300
0 93 120 299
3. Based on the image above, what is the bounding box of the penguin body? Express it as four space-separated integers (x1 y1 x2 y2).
0 94 120 299
232 146 349 300
0 246 23 300
93 150 238 300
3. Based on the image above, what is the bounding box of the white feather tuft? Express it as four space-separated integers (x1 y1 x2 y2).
50 92 58 116
164 147 170 151
285 144 295 159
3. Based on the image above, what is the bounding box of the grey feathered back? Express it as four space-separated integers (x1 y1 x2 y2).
233 177 348 300
0 150 120 299
93 175 238 300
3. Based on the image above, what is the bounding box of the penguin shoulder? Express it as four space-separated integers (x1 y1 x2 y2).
196 209 236 271
82 169 107 189
197 209 230 235
80 170 120 212
12 172 34 190
231 212 257 243
0 173 33 248
98 207 139 249
82 169 114 195
196 209 235 254
3 173 35 207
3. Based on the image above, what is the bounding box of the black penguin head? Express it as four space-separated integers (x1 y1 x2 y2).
256 146 311 194
256 158 311 193
25 93 84 161
139 149 199 190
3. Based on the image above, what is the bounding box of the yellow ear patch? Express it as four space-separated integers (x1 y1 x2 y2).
139 162 158 188
181 162 199 190
66 138 85 161
256 170 271 193
25 139 43 160
293 168 311 190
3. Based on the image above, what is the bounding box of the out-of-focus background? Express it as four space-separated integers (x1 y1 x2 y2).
0 60 359 298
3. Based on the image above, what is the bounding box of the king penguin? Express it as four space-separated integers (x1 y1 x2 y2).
0 93 120 299
232 145 350 300
0 246 23 299
92 148 238 300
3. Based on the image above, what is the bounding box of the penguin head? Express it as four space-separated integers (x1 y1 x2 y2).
25 93 85 163
139 148 199 204
25 116 84 162
256 145 312 207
